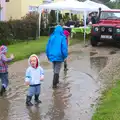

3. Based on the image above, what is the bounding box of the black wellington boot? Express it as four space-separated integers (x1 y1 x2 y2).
35 94 42 104
26 96 33 106
0 86 6 96
56 74 59 84
53 73 59 88
64 61 68 71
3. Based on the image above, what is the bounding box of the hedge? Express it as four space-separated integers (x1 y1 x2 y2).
0 11 79 45
0 12 39 45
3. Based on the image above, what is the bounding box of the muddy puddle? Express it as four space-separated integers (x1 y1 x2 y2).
0 50 108 120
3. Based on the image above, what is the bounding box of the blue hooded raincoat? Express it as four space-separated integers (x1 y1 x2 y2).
46 25 68 62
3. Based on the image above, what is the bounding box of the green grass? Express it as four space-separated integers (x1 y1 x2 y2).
92 80 120 120
5 35 84 63
70 33 90 45
7 36 48 62
70 38 82 45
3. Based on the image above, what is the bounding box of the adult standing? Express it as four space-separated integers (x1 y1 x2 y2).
46 25 68 88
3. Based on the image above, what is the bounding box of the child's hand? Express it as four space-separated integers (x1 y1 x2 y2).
25 81 30 86
40 75 44 81
64 58 67 61
67 56 71 62
10 54 14 59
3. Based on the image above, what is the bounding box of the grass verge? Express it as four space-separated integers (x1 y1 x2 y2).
6 35 84 63
7 36 48 62
92 80 120 120
70 33 90 45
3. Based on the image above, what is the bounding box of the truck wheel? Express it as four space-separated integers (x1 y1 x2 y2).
91 37 98 47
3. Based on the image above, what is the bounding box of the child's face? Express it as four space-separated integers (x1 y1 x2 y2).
30 57 37 68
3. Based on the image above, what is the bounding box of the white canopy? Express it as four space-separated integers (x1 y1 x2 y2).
84 0 110 11
39 0 98 12
38 0 110 45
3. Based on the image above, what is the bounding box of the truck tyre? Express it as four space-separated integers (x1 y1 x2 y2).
91 36 98 47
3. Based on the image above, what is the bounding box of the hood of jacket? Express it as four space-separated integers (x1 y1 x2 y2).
0 45 8 54
64 30 70 37
46 25 68 62
52 25 64 36
28 54 40 68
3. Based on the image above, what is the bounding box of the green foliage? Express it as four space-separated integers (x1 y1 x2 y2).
77 0 111 8
49 10 57 26
72 14 78 21
7 36 48 62
63 13 70 23
0 21 10 40
0 12 39 45
77 0 110 4
106 1 120 9
5 36 82 63
92 80 120 120
97 0 110 4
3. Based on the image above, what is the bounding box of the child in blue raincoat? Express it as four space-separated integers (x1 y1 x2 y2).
46 25 68 88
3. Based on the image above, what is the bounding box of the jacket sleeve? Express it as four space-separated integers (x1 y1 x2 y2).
66 30 70 37
46 38 50 59
61 37 68 60
40 67 44 81
40 67 44 76
25 68 31 83
1 54 12 62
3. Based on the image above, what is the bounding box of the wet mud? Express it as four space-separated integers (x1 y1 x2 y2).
0 44 119 120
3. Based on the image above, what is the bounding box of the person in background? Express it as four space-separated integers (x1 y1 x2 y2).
0 45 14 96
63 30 70 71
91 13 96 24
86 13 92 25
46 25 68 88
25 54 44 106
95 12 99 23
75 19 80 27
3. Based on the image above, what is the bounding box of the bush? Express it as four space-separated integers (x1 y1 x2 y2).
0 10 64 45
0 21 10 40
0 12 39 45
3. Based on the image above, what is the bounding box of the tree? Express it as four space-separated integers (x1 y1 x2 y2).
96 0 110 4
106 1 120 9
77 0 113 9
77 0 110 4
49 10 56 24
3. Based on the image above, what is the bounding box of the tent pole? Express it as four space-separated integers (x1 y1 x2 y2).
69 11 72 19
83 10 87 47
39 8 42 39
57 10 59 24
